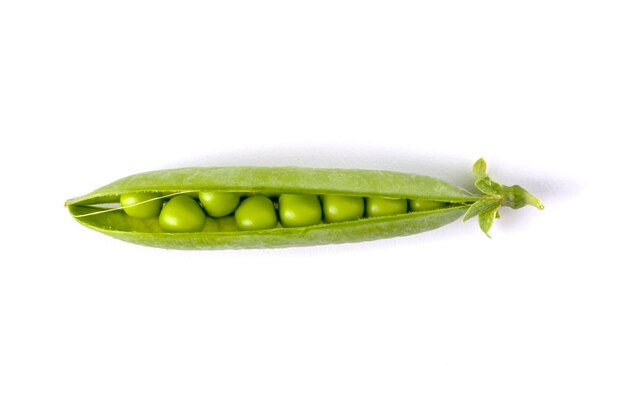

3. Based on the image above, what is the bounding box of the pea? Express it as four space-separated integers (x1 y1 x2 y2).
279 194 322 227
409 199 447 211
217 215 238 232
234 196 277 231
159 195 206 232
202 217 220 232
67 158 545 248
199 191 240 217
321 195 364 223
120 192 162 219
366 197 407 217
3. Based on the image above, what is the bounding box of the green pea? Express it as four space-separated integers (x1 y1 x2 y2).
217 215 238 232
67 159 544 248
321 195 364 223
409 199 447 211
159 195 206 232
234 196 277 231
366 197 407 217
120 192 162 219
279 194 322 227
199 191 240 217
202 217 220 232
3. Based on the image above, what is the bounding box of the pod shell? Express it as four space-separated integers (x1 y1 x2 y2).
66 166 475 250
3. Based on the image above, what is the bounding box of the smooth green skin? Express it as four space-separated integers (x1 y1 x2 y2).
199 191 240 217
159 195 206 232
366 197 408 217
67 166 472 207
279 194 322 227
321 195 364 223
120 192 162 219
409 199 447 211
235 196 277 231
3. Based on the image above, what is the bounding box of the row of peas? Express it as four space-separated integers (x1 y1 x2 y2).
119 192 448 233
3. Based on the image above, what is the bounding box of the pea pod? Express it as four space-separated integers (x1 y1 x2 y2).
65 159 543 249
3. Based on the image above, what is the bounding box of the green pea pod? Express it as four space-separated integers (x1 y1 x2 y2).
65 159 543 249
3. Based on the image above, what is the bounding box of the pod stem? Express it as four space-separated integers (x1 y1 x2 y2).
464 158 543 237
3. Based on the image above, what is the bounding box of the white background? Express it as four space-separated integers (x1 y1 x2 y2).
1 1 625 416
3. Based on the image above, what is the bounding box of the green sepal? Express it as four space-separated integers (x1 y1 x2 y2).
478 206 499 238
475 179 503 195
473 158 505 195
463 195 503 222
472 158 488 180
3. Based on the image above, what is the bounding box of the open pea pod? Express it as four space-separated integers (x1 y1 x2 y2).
65 159 543 249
